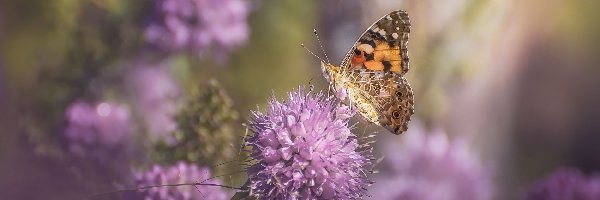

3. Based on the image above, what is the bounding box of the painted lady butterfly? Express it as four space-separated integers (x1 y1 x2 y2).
321 10 414 135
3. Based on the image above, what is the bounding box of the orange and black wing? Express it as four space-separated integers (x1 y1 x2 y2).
341 10 410 75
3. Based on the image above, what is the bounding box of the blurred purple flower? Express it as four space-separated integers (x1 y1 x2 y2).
523 168 600 200
145 0 250 60
134 162 228 200
244 87 372 199
369 122 494 200
126 64 180 145
64 101 133 162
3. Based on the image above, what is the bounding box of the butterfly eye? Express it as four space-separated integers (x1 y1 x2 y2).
392 110 401 119
354 49 362 56
395 91 403 97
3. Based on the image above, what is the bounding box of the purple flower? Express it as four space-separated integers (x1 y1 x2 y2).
134 162 228 200
145 0 250 60
369 121 494 200
523 168 600 200
64 101 133 162
126 64 180 145
243 87 372 199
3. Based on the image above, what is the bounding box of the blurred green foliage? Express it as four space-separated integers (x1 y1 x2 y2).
153 80 241 173
195 0 319 119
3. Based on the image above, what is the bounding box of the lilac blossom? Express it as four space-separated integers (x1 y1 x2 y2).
243 87 373 199
145 0 250 60
133 162 228 200
369 122 494 200
126 64 180 145
64 101 133 163
523 168 600 200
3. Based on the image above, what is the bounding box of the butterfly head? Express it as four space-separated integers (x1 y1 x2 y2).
320 61 339 83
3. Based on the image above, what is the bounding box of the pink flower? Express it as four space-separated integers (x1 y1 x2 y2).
64 101 132 163
370 122 494 200
243 87 373 199
523 168 600 200
134 162 228 200
145 0 250 60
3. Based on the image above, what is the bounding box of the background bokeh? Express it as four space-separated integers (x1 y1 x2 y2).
1 0 599 199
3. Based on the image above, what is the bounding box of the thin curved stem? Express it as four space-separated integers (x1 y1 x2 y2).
85 182 243 199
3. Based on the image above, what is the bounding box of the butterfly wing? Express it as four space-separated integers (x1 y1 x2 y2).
375 74 414 134
327 10 413 135
341 10 410 75
343 70 414 134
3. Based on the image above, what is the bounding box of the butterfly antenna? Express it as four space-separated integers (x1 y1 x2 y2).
300 43 326 63
313 29 331 64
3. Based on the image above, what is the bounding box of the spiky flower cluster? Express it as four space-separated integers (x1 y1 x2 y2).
523 168 600 200
244 87 372 199
369 122 494 200
133 162 228 200
145 0 250 59
64 101 132 163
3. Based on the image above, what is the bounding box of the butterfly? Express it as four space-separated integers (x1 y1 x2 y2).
320 10 414 135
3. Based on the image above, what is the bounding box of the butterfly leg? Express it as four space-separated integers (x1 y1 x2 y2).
346 89 354 112
307 77 315 94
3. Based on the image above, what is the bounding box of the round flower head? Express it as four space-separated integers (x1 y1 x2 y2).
244 87 373 199
523 168 600 200
134 162 228 200
369 121 494 200
64 101 132 163
145 0 250 60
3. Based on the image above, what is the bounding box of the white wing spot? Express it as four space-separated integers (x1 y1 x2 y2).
392 33 399 39
358 43 374 54
378 29 387 36
361 73 370 81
